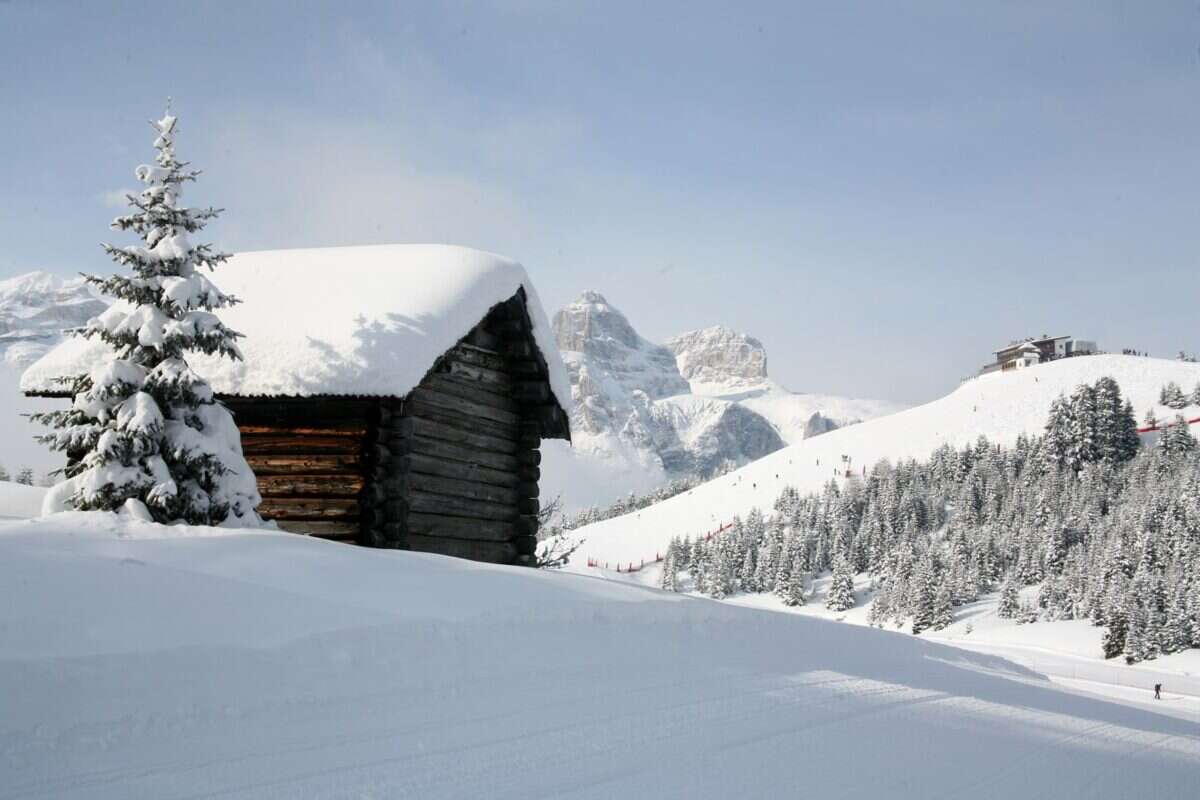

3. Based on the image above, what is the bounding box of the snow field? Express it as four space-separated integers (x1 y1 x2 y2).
569 355 1200 567
1 516 1199 798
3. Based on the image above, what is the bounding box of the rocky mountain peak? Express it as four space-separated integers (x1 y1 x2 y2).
553 292 689 402
0 271 107 367
664 325 768 387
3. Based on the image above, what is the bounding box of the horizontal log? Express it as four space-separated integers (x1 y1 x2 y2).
240 434 362 456
517 450 541 467
391 435 519 472
517 498 539 516
259 497 360 520
449 343 509 372
514 534 538 556
409 387 520 427
393 472 519 505
466 327 502 351
407 489 518 522
223 397 374 423
238 424 366 438
493 317 530 338
517 466 540 484
397 453 519 488
392 417 518 455
276 520 360 538
509 359 543 378
405 533 517 564
256 474 364 497
504 340 535 360
515 481 539 499
424 374 519 410
406 511 517 542
402 397 519 441
512 382 550 404
244 454 361 475
439 359 513 393
516 515 539 537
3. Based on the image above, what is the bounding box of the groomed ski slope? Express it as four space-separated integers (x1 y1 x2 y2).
569 355 1200 567
1 514 1199 799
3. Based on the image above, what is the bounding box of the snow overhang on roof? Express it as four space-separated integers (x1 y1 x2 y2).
21 244 573 430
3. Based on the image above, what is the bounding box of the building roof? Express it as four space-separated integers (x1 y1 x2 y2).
21 244 572 417
994 335 1071 357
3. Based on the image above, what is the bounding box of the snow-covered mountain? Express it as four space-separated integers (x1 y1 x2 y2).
0 272 105 476
0 271 106 368
542 292 902 510
568 354 1200 566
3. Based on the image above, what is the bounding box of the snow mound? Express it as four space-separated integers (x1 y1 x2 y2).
0 516 1197 797
20 244 570 410
571 355 1200 566
0 481 46 520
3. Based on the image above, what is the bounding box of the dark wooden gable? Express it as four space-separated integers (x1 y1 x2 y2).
227 288 569 565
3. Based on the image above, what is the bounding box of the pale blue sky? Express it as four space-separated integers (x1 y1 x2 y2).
2 1 1197 402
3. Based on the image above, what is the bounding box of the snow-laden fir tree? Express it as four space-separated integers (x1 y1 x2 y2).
35 108 260 525
1160 381 1188 410
825 553 855 612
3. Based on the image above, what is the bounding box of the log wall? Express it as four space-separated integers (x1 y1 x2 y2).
226 289 568 567
355 292 557 566
226 398 375 544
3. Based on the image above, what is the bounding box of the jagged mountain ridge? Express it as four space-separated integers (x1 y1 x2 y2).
0 271 106 368
549 292 903 502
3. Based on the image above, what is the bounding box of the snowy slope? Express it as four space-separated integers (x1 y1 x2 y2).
2 514 1198 798
571 355 1200 566
690 377 907 444
0 481 46 520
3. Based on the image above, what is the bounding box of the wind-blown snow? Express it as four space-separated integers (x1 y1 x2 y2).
1 514 1197 798
571 355 1200 566
0 481 46 520
20 244 571 412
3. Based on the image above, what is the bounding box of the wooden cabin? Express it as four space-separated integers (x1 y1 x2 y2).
22 245 572 566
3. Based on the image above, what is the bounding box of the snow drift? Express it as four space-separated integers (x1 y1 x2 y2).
0 515 1197 798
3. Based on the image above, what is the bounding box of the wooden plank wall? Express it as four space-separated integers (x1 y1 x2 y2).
227 397 374 543
357 295 553 565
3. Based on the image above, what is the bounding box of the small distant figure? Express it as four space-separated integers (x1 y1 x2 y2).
1154 683 1162 700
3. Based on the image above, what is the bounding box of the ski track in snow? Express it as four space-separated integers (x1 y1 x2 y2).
1 521 1199 799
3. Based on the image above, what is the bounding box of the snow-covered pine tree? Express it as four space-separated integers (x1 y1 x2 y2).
1159 416 1197 458
15 467 34 486
826 553 855 612
0 464 9 482
781 561 806 607
998 573 1020 619
931 582 954 631
1192 382 1200 407
35 107 260 525
1160 381 1188 410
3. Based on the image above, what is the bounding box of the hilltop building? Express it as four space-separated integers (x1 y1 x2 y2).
981 334 1097 375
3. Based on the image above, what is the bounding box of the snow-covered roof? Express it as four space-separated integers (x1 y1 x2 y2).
21 244 572 414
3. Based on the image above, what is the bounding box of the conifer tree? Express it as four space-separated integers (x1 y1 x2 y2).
998 574 1020 619
15 467 34 486
825 553 855 611
0 464 9 482
931 583 954 631
34 107 260 525
1160 381 1188 410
